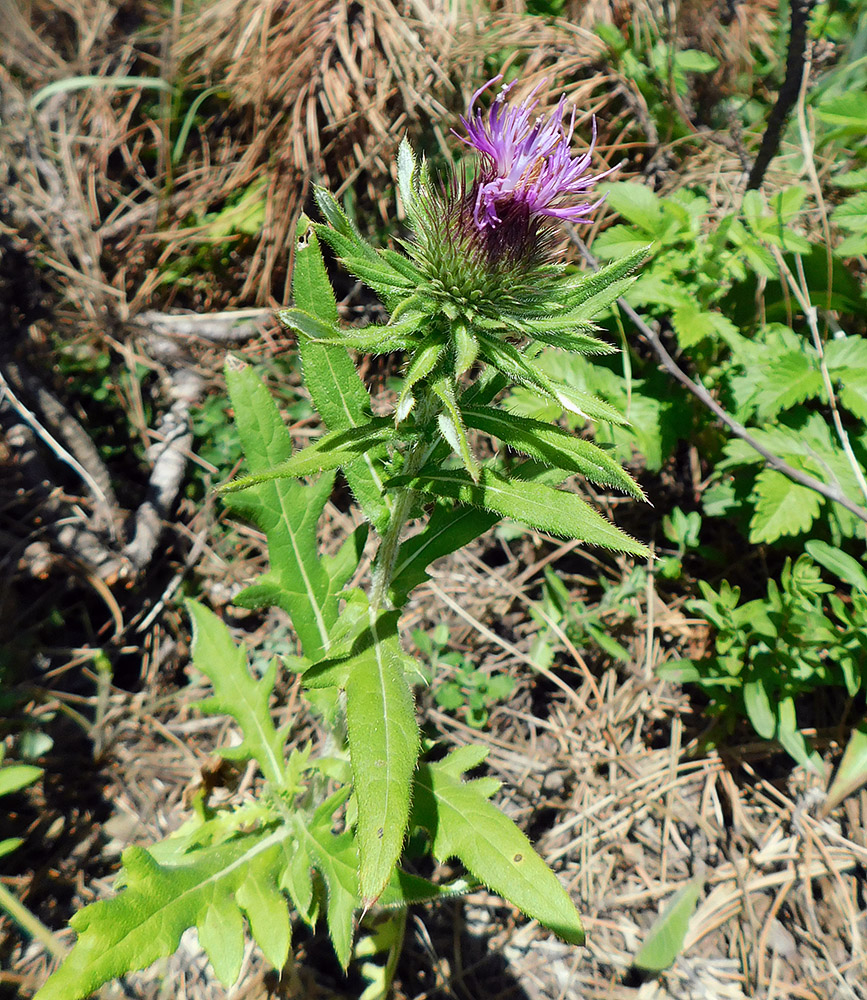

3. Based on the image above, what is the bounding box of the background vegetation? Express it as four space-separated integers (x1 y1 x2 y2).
1 0 866 997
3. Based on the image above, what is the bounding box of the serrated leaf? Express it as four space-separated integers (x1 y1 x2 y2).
187 600 287 786
389 502 499 605
598 182 663 234
751 351 824 420
749 469 822 543
293 232 392 533
219 419 397 493
278 307 418 353
397 336 447 419
236 845 292 970
412 749 584 945
223 360 337 659
300 823 359 968
392 467 649 555
461 405 645 499
633 878 702 972
346 613 420 903
431 378 480 481
34 831 291 1000
476 333 627 425
831 192 867 233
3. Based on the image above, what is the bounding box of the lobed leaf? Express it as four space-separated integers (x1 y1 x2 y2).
34 830 293 1000
224 359 338 659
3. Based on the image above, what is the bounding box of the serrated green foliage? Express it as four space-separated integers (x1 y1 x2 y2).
293 231 393 533
462 405 645 499
345 613 420 904
412 747 584 945
389 503 499 605
391 467 649 556
223 360 339 660
188 600 288 786
218 418 398 494
34 831 292 1000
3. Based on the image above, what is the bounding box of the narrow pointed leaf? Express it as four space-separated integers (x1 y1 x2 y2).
293 233 392 533
390 467 650 556
476 333 627 424
412 749 584 945
278 307 417 353
346 613 420 903
823 722 867 815
218 419 397 493
397 336 447 419
560 246 651 310
633 878 702 972
432 378 480 481
462 405 645 499
389 502 499 605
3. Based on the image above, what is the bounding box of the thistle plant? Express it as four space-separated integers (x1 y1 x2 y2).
36 78 650 1000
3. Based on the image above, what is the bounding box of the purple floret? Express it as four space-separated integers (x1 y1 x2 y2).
457 75 618 232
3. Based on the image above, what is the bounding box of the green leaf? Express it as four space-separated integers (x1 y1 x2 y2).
431 377 480 481
598 182 663 235
293 231 392 533
278 307 418 353
671 301 722 349
345 613 420 903
743 679 775 739
591 225 652 261
749 469 822 544
187 600 287 786
476 334 627 425
461 405 645 499
823 722 867 814
219 419 397 493
805 540 867 593
633 878 702 972
751 351 824 420
412 748 584 945
0 764 42 798
389 503 499 605
831 192 867 233
558 246 651 308
776 696 820 772
34 831 292 1000
392 467 649 556
223 359 337 659
235 846 292 970
674 49 718 73
396 336 447 420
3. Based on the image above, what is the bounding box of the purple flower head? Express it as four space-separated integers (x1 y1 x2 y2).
457 75 618 233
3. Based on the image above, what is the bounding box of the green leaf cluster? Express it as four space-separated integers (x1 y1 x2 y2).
659 546 867 769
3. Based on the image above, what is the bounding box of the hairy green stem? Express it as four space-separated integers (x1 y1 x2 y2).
369 393 438 610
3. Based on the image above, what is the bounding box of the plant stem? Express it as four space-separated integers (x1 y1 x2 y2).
0 881 67 960
369 394 438 610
